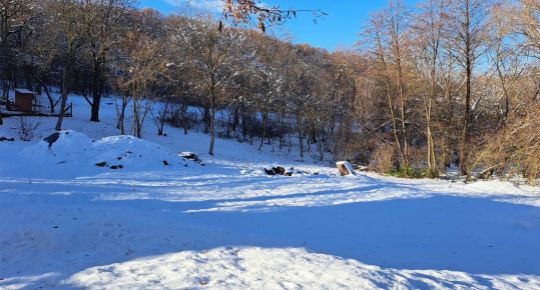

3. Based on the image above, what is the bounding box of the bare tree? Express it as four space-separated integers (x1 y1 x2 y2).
363 8 410 170
0 0 35 125
181 19 248 155
411 0 448 177
80 0 131 122
115 29 167 138
46 0 86 131
447 0 490 177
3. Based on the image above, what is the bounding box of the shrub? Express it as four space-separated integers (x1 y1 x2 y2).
17 116 41 141
369 143 396 172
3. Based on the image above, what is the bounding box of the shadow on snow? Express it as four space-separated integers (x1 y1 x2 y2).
1 173 539 288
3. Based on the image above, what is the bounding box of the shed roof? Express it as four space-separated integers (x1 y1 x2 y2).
15 88 36 94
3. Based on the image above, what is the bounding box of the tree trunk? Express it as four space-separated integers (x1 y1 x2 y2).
55 68 69 131
157 100 169 136
318 131 325 162
133 97 142 138
43 84 55 114
208 92 216 155
2 77 10 110
1 14 10 104
258 111 268 151
375 26 408 169
385 73 407 169
459 1 472 177
203 106 210 134
395 40 409 169
180 102 188 135
443 51 455 168
90 58 103 122
90 95 101 122
459 60 471 176
426 102 437 177
116 95 128 135
426 49 438 177
297 115 304 161
23 65 33 91
232 106 239 135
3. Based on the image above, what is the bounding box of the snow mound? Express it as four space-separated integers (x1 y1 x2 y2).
24 130 184 171
90 135 182 170
29 130 92 160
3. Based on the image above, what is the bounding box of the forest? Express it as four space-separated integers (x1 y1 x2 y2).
1 0 540 183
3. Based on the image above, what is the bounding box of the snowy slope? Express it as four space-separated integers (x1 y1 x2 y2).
1 95 540 289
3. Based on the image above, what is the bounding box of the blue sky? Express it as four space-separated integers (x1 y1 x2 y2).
138 0 418 51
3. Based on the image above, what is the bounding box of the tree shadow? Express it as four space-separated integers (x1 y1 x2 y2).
183 195 540 275
1 175 540 289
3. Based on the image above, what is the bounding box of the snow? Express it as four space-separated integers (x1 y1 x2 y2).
1 94 540 289
22 130 185 176
14 88 35 95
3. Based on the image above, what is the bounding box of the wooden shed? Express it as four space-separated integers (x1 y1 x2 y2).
15 88 36 112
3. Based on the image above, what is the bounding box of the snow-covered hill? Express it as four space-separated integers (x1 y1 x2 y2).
1 95 540 289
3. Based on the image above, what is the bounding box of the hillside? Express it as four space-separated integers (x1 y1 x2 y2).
1 96 540 289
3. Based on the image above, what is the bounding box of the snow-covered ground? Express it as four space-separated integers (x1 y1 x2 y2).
1 95 540 289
